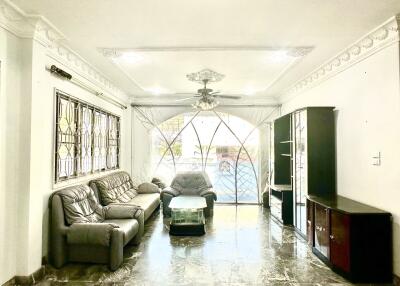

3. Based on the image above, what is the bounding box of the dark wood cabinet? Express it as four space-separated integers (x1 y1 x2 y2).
272 114 291 185
292 107 335 237
269 185 293 225
306 200 314 245
330 210 350 273
314 203 329 258
307 196 392 283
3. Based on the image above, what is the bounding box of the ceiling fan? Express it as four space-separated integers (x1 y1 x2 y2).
175 79 241 110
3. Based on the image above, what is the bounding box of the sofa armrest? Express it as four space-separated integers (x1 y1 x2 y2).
161 187 180 197
137 182 160 194
104 204 143 219
67 223 119 246
200 189 217 201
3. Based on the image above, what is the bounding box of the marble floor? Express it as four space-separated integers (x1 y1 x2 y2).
40 205 355 285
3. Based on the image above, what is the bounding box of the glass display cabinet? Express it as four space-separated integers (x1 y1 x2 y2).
291 107 335 237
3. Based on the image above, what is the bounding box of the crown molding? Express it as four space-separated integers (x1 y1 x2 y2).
280 15 400 103
0 0 128 102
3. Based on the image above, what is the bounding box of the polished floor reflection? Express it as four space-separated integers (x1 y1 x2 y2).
41 206 353 285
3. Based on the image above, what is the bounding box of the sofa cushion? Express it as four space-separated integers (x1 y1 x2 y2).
127 193 160 221
57 185 104 225
67 223 118 246
105 219 139 245
91 171 138 205
138 182 160 194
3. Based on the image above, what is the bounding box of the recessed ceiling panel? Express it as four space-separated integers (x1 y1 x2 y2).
106 49 306 96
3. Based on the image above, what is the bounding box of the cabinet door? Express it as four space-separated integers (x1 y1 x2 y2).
306 200 314 245
293 111 308 236
314 203 329 258
330 210 350 272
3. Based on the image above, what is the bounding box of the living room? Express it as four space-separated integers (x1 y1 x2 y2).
1 0 400 285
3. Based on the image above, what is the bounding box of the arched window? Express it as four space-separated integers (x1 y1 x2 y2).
151 111 260 203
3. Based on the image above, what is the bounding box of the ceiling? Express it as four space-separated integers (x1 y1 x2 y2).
11 0 400 102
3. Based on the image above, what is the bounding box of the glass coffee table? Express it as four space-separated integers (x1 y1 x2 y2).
168 196 207 236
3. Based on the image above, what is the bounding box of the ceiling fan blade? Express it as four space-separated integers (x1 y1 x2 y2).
175 97 195 102
214 95 242 99
174 92 198 96
210 91 220 95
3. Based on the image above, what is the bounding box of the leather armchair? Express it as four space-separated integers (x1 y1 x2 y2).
49 184 144 271
160 171 217 217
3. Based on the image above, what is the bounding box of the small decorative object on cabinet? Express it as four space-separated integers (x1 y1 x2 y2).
307 195 392 284
292 107 336 237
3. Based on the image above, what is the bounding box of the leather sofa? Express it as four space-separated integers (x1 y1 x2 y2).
160 171 217 217
90 171 161 221
50 184 144 271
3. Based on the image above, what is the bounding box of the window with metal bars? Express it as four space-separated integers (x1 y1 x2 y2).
55 91 120 182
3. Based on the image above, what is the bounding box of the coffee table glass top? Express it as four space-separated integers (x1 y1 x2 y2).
169 196 207 209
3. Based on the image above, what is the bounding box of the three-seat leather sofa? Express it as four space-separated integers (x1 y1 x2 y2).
50 171 160 270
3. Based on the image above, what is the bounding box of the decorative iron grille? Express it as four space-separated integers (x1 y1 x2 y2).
134 108 267 203
55 91 120 182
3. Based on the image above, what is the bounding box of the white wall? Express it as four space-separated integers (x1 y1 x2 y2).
281 42 400 276
0 26 22 285
0 26 132 284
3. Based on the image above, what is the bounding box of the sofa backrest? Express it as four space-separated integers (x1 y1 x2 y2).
89 171 138 205
55 184 104 225
171 171 213 195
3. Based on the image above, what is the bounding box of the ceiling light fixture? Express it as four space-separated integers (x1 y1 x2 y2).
270 50 289 63
145 86 170 95
119 52 144 64
192 97 219 111
243 87 258 96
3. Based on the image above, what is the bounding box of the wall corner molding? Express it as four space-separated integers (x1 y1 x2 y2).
0 0 129 103
280 15 400 103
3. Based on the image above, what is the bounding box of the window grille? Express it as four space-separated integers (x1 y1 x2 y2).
55 91 120 182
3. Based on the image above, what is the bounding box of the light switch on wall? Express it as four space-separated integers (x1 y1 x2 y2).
372 152 381 166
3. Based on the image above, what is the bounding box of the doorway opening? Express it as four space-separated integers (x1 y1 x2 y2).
151 111 260 204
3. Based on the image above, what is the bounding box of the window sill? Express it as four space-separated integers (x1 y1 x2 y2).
53 169 121 190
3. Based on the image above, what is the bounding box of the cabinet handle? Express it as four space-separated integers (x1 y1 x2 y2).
330 234 335 240
307 220 311 225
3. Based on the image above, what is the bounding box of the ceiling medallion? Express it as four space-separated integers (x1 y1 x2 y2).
186 68 225 84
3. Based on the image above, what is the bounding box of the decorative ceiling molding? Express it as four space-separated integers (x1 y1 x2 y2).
98 46 314 58
281 15 400 102
0 0 128 102
98 46 314 97
186 68 225 84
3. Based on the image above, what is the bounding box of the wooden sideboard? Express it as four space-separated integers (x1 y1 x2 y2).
307 195 392 283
